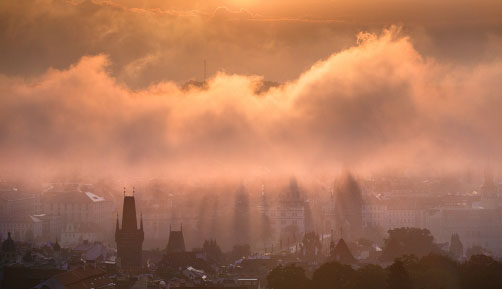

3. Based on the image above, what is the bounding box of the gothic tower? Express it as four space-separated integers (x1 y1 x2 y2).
481 167 497 198
116 190 144 269
166 224 186 253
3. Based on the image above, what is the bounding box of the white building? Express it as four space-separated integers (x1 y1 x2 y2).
0 214 43 242
362 199 427 233
426 206 502 256
60 223 100 247
41 190 115 237
261 178 306 245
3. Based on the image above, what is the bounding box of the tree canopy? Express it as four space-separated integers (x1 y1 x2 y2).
380 228 439 261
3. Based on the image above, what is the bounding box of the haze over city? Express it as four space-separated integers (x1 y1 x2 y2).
1 1 502 289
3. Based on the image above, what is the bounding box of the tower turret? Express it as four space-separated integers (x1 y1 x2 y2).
115 190 144 269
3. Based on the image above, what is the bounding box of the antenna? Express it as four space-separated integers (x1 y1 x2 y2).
133 187 135 196
123 187 126 196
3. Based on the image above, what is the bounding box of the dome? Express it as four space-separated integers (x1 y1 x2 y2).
2 232 16 252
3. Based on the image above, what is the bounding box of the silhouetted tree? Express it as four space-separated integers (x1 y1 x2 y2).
354 264 387 289
413 254 460 289
267 264 309 289
460 255 502 289
449 233 464 260
380 228 439 261
312 261 356 289
388 260 412 289
465 245 491 259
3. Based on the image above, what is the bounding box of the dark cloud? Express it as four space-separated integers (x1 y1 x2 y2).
1 28 502 180
2 0 500 90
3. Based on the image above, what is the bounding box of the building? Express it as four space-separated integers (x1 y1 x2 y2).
33 267 113 289
115 192 144 269
262 178 306 244
329 238 356 264
0 214 44 242
41 190 114 233
1 232 17 263
481 167 498 198
427 206 502 255
0 187 41 218
362 197 428 232
60 222 100 246
167 225 186 253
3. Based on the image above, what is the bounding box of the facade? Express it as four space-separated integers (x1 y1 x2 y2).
115 194 144 269
363 191 502 255
362 199 427 232
261 179 306 244
41 190 114 230
321 194 337 236
0 214 43 242
427 206 502 255
60 222 100 246
0 190 41 218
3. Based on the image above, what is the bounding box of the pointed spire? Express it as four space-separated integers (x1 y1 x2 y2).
116 213 120 230
140 213 143 231
133 186 135 196
123 187 126 196
53 238 61 251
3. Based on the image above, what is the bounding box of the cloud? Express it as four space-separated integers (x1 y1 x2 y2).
3 0 501 93
1 27 502 180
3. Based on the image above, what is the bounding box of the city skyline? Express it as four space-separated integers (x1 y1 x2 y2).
1 1 502 288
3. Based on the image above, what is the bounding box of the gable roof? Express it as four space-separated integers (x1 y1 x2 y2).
331 238 356 264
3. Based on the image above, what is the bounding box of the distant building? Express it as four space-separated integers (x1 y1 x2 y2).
167 225 186 253
60 222 100 246
1 232 16 263
0 187 41 217
427 206 502 255
362 198 427 232
41 190 114 232
261 178 306 244
481 167 498 198
0 214 43 242
33 267 113 289
115 193 144 269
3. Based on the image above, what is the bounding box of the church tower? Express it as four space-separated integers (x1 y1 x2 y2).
116 189 144 269
166 224 186 253
481 167 497 198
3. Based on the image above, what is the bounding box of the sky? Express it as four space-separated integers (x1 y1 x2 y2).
1 0 502 181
